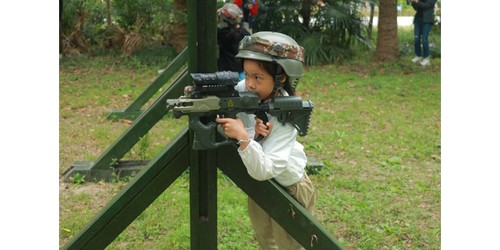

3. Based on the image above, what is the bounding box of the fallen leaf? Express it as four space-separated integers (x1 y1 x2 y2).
431 154 440 160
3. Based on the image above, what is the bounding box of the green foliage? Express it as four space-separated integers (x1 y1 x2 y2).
129 45 178 66
60 0 109 47
305 164 324 175
60 0 175 54
70 173 86 185
136 134 151 160
60 0 443 65
301 32 352 65
255 0 370 65
112 0 172 29
60 0 107 35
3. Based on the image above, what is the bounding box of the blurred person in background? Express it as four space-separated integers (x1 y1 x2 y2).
217 3 250 80
409 0 437 66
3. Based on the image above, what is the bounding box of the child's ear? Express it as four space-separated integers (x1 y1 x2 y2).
280 75 287 84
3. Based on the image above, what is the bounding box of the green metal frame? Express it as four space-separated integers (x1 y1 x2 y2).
62 70 189 182
61 0 345 249
62 131 344 249
62 129 190 249
186 0 219 248
106 48 188 121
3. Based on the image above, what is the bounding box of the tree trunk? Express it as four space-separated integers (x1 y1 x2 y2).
172 0 187 53
60 0 63 55
300 0 312 28
105 0 112 28
374 0 399 61
368 3 375 40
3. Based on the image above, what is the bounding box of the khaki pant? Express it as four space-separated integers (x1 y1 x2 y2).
248 173 316 250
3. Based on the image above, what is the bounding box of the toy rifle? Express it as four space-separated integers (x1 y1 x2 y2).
167 71 313 150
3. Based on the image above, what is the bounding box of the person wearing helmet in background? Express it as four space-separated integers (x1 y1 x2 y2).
216 31 315 250
217 3 250 80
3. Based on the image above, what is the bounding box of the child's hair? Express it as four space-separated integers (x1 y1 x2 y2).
256 60 295 96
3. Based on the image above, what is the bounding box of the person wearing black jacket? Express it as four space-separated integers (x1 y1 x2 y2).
217 3 251 80
410 0 437 66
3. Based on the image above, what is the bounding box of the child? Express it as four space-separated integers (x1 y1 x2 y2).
217 3 250 80
216 31 316 250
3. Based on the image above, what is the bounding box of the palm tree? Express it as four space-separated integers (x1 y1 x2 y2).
255 0 368 65
374 0 399 61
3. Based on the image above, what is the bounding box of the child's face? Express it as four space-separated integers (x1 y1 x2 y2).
243 59 275 101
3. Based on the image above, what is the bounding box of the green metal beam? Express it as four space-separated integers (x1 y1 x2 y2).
186 0 218 249
187 0 217 73
63 69 189 182
62 136 345 250
62 129 190 250
107 48 188 121
217 145 346 250
189 148 218 250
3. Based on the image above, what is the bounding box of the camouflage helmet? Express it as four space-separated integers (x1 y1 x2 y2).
236 31 304 79
217 3 243 28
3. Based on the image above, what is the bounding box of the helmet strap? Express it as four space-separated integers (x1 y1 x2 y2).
291 77 299 90
272 62 284 96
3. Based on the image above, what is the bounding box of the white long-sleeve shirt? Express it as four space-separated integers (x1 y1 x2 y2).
235 80 307 186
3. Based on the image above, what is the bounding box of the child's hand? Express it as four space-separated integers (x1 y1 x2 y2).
216 117 248 141
255 117 273 139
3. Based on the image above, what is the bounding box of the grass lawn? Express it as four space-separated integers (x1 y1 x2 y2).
59 48 440 249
